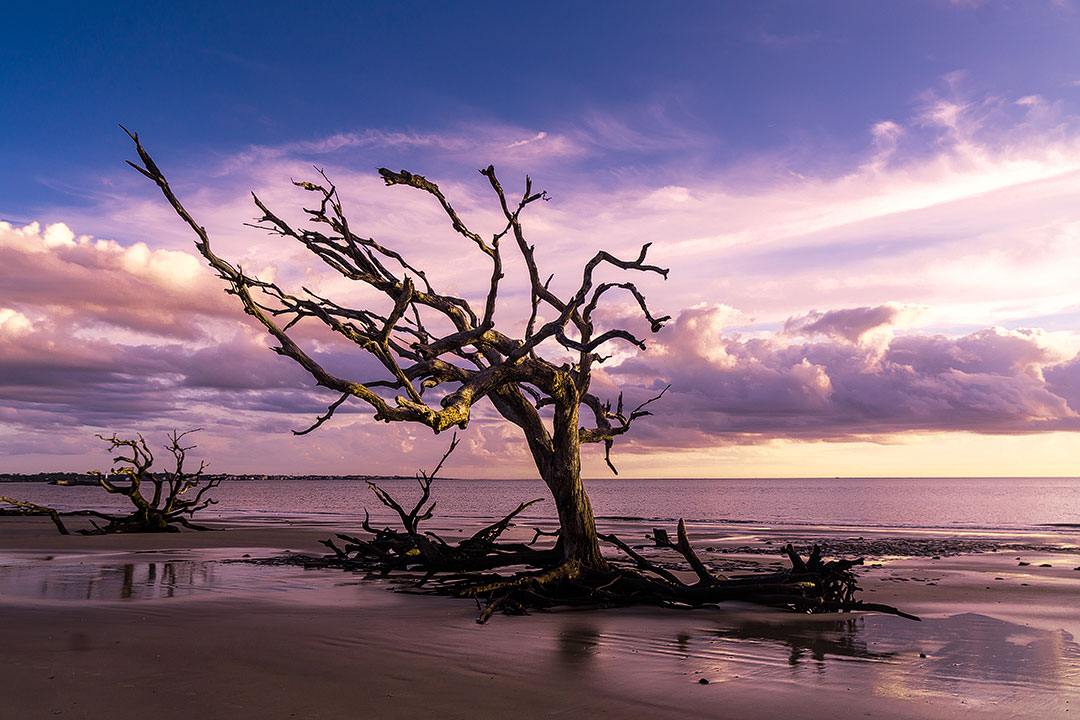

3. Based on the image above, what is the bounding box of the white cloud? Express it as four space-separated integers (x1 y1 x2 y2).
507 131 548 149
0 220 232 338
0 308 32 336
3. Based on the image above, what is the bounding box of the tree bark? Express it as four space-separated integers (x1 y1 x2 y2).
544 461 605 569
488 382 606 570
541 385 606 570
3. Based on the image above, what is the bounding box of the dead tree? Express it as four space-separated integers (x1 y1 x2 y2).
1 430 220 535
127 128 668 570
126 130 915 622
81 429 221 533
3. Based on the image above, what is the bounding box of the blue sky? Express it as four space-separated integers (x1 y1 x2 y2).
5 1 1078 213
2 1 1079 476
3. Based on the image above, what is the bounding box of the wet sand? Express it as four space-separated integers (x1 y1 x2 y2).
2 516 1079 719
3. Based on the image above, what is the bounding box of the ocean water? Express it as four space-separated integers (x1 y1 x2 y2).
5 476 1080 534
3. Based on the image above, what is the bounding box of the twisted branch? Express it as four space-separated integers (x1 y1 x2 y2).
126 128 670 476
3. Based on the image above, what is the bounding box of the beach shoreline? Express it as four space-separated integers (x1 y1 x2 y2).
2 515 1079 719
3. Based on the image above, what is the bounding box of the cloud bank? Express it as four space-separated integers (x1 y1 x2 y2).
2 216 1076 476
3 79 1080 475
609 304 1079 450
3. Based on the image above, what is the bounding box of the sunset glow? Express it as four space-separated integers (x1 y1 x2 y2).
2 2 1078 477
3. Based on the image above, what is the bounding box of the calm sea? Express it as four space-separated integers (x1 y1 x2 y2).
5 476 1080 534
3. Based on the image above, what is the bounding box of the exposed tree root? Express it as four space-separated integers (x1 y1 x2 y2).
458 537 918 624
314 443 919 624
65 509 219 535
318 487 919 624
318 497 557 578
313 438 916 624
0 501 220 535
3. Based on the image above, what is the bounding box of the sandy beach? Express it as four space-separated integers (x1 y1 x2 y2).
2 515 1079 720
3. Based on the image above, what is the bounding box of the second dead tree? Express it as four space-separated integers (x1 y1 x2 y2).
1 430 221 535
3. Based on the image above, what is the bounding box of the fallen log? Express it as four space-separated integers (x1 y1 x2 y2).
0 497 70 535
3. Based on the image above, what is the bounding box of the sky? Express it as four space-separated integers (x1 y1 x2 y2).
1 1 1079 478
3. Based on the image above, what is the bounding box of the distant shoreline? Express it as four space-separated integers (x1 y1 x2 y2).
5 473 1080 483
0 472 429 484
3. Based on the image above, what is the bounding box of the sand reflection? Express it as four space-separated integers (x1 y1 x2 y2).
711 616 897 668
700 612 1080 704
0 558 217 601
555 623 602 665
540 608 1079 712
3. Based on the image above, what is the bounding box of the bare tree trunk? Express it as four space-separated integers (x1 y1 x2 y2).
488 384 606 570
544 461 606 569
542 393 607 570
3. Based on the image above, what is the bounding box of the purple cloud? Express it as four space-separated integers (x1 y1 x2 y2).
784 304 912 343
609 306 1080 447
1045 355 1080 414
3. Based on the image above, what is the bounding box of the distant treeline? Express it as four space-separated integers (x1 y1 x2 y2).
0 472 436 484
0 472 101 485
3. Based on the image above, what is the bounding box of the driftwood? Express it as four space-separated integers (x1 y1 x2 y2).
80 430 221 534
2 430 222 535
317 438 918 624
319 433 555 578
322 518 918 623
0 497 70 534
